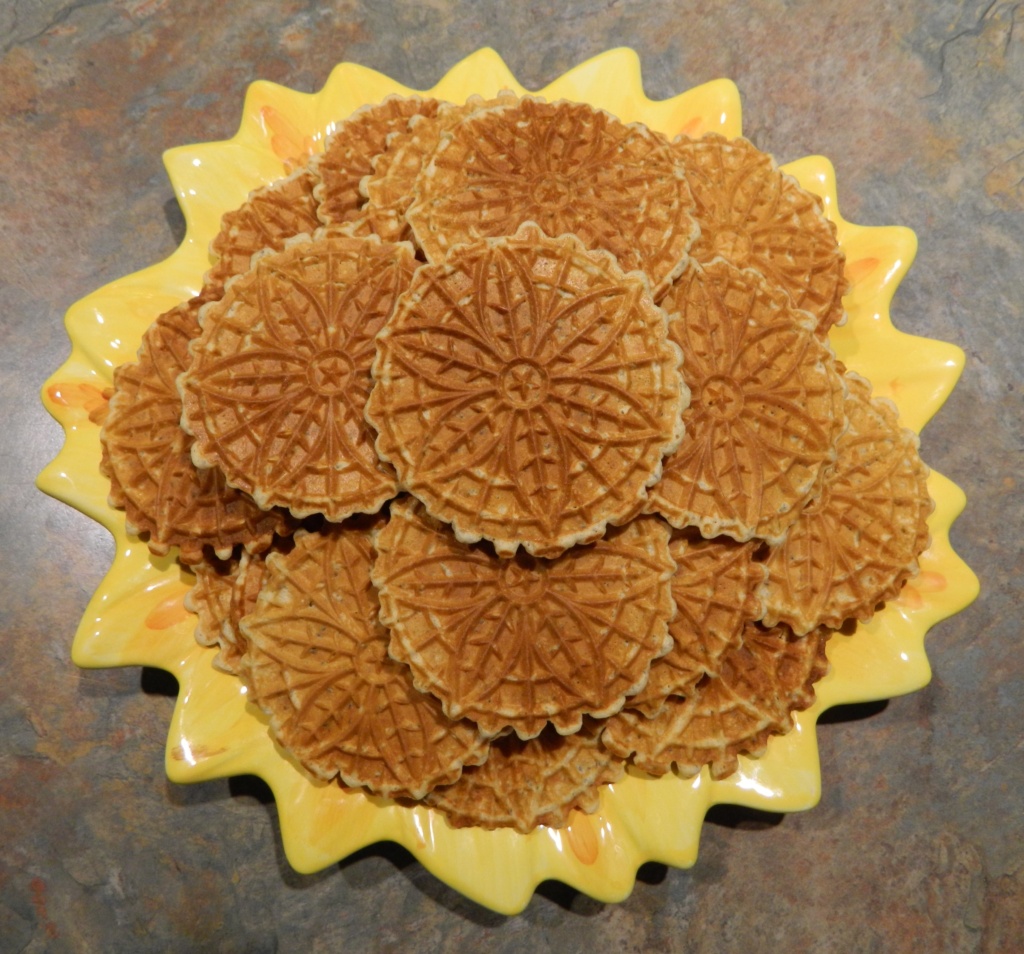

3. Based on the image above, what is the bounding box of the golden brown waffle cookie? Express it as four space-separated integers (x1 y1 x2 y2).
100 292 290 564
185 555 237 650
181 230 416 521
647 258 845 545
405 97 698 298
366 225 687 557
206 166 321 291
672 133 847 336
224 548 270 676
602 622 830 778
314 96 443 227
208 542 299 677
361 93 517 243
185 549 276 676
424 722 624 833
240 522 489 799
628 533 767 717
758 372 932 634
228 546 266 637
372 497 677 739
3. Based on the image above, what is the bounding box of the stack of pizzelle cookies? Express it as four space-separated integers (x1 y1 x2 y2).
100 93 933 834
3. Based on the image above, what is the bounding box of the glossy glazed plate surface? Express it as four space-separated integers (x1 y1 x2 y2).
38 48 978 914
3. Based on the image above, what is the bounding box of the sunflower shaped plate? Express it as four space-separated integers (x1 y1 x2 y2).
38 48 978 914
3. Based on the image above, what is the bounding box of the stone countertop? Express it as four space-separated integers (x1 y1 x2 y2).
2 2 1021 951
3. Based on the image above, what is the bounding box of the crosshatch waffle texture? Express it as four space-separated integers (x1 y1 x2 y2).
367 224 687 557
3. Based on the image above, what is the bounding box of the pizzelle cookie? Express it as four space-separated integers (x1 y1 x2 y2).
314 96 443 227
100 291 289 564
185 555 237 653
672 133 848 336
361 92 518 243
627 533 767 717
372 497 677 740
366 224 687 557
224 549 268 670
180 230 416 521
206 166 322 292
186 540 293 677
406 97 698 298
757 371 933 634
423 722 624 833
239 522 490 799
602 621 830 778
648 258 846 544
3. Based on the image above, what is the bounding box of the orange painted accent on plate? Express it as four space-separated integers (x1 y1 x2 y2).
566 814 600 865
897 574 945 610
678 116 704 139
47 382 108 416
260 105 316 167
845 257 880 286
916 571 947 592
145 593 190 630
898 584 924 609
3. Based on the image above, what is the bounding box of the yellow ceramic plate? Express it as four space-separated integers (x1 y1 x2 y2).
38 48 978 914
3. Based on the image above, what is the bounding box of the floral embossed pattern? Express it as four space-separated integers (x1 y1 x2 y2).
185 548 275 676
424 722 625 833
628 534 767 717
184 555 237 652
648 258 845 544
367 224 687 557
100 293 288 564
314 96 442 226
672 133 847 336
603 621 830 779
372 498 677 740
363 94 518 243
241 523 490 799
206 168 322 292
406 97 697 298
758 372 933 634
181 231 416 521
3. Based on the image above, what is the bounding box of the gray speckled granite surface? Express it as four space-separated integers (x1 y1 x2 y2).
2 1 1021 950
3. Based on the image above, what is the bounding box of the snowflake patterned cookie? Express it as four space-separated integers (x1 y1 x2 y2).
206 165 322 292
406 97 697 299
240 522 489 799
101 290 289 564
372 497 677 739
424 722 624 833
648 258 846 545
366 224 687 557
180 229 416 521
758 371 932 633
602 621 829 779
314 96 443 227
627 532 766 717
671 133 847 336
